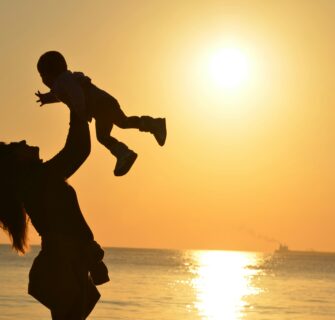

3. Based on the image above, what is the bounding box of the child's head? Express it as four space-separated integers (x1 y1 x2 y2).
37 51 67 87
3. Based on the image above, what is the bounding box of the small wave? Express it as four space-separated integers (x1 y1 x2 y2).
100 299 142 307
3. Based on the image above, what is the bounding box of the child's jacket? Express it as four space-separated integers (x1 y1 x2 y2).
51 70 118 122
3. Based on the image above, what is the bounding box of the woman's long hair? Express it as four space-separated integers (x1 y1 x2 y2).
0 143 29 254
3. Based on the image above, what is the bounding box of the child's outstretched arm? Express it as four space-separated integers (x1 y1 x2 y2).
35 90 59 106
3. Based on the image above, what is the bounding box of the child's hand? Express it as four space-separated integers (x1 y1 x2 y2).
35 90 47 106
35 91 59 106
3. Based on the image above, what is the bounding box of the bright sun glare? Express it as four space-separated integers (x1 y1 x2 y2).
192 251 261 320
208 48 249 89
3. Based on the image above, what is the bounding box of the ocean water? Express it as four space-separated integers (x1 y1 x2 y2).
1 245 335 319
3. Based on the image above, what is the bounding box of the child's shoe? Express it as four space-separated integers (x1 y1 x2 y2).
152 118 166 146
114 148 138 176
140 116 167 146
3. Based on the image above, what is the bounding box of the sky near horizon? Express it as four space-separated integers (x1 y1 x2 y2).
1 0 335 252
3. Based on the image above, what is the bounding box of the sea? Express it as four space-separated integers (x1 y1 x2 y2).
1 245 335 320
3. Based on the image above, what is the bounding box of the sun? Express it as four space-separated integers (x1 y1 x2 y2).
208 47 249 89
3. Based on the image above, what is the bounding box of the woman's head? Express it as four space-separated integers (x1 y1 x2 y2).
0 141 40 254
37 51 68 87
6 141 41 165
0 141 40 180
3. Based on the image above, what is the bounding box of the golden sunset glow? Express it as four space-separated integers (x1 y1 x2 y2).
1 1 335 253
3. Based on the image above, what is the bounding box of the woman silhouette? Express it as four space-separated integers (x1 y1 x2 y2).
0 112 109 319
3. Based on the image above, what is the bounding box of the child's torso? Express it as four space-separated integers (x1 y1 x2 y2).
53 70 119 118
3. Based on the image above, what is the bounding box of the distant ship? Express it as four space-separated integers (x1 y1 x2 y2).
275 244 335 255
275 244 290 253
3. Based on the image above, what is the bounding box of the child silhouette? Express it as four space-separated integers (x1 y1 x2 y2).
36 51 166 176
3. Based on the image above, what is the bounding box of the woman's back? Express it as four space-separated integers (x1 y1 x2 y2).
20 165 93 241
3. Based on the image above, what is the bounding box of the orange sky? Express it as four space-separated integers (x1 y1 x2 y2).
1 0 335 252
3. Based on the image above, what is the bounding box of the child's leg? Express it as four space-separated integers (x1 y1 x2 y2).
110 102 167 146
95 117 137 176
95 117 120 151
108 103 141 129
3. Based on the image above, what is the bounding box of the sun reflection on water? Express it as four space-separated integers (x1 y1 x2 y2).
191 251 262 320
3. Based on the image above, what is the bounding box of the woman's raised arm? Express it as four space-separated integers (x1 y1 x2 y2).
43 112 91 179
